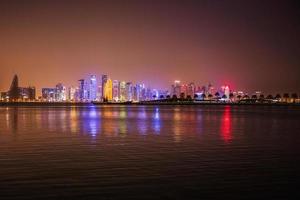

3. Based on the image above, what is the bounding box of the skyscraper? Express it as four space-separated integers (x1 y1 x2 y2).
68 86 76 101
101 75 108 100
172 80 181 98
187 82 195 98
78 79 85 101
135 84 144 102
8 75 19 101
19 87 36 101
55 83 66 101
112 80 119 102
104 78 113 101
42 88 56 101
89 75 97 101
125 82 133 101
180 84 187 98
132 85 138 102
119 81 126 102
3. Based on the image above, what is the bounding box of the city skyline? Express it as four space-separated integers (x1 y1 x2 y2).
1 74 299 104
1 0 300 95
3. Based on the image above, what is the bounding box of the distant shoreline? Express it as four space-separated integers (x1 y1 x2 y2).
0 101 299 107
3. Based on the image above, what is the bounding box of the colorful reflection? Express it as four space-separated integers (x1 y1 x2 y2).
173 108 182 142
137 109 147 135
221 106 232 143
70 107 78 133
152 107 161 134
83 106 101 138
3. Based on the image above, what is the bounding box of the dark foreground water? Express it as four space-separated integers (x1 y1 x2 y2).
0 105 300 199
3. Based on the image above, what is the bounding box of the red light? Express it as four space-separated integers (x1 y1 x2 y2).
221 106 232 143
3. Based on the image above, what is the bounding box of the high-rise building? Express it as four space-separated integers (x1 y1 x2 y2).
172 80 181 98
104 78 113 101
55 83 66 101
5 75 36 101
146 88 152 100
42 88 56 101
119 81 126 102
135 84 144 102
68 86 77 101
8 75 19 101
180 84 188 98
19 87 36 100
187 82 195 98
125 82 133 101
78 79 85 101
89 75 97 101
112 80 119 102
97 85 102 101
132 85 138 102
101 75 108 100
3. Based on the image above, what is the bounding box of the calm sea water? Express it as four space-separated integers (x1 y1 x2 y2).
0 105 300 199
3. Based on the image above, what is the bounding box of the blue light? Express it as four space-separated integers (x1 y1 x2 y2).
152 107 161 134
83 106 101 138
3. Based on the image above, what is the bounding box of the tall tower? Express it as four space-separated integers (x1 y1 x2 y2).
125 82 133 101
112 80 119 102
104 78 113 101
89 75 97 101
119 81 126 102
101 75 108 100
172 80 181 98
9 74 19 101
78 79 85 101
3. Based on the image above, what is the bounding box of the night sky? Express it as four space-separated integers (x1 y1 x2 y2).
0 0 299 95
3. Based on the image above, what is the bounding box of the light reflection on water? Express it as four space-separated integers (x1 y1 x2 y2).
2 105 237 142
221 105 232 143
0 105 300 199
152 107 161 134
1 105 299 144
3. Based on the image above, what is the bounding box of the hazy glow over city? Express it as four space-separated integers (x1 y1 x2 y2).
0 0 300 95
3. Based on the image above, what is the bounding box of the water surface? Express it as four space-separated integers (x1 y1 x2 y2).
0 105 299 199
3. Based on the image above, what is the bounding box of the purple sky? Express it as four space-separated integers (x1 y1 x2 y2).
0 0 299 95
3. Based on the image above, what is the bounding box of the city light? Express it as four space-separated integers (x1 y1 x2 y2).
0 75 299 104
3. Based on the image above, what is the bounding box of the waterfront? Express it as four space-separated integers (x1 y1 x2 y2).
0 105 300 199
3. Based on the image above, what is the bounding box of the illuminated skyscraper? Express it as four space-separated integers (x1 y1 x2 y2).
101 74 108 99
187 82 195 97
68 86 76 101
132 85 138 102
180 84 187 98
172 80 181 98
42 88 56 101
97 85 102 101
135 84 144 102
125 82 133 101
78 79 85 101
55 83 66 101
119 81 126 102
104 78 113 101
89 75 97 101
112 80 119 102
19 87 36 100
